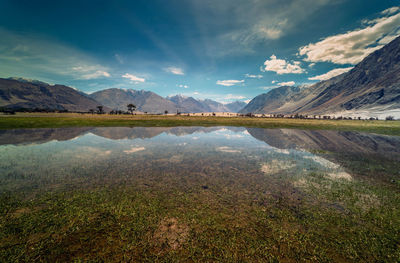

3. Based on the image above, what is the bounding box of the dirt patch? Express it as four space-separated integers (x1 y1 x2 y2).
356 193 381 211
153 217 189 250
11 207 31 218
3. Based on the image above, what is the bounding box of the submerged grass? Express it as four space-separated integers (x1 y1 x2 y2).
1 175 400 262
1 148 400 262
1 124 400 261
1 113 400 135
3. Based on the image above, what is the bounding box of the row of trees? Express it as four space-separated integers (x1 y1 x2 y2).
89 104 137 115
240 112 397 121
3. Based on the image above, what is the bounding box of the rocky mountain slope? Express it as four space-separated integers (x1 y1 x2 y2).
89 88 178 113
241 36 400 116
0 78 102 112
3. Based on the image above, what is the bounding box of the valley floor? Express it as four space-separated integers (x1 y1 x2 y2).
1 112 400 136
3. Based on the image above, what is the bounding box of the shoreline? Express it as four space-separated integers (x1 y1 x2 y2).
1 113 400 136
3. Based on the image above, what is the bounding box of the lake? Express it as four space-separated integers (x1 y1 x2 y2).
1 127 400 262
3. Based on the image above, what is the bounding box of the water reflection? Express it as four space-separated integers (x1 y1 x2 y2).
247 128 400 160
2 126 399 261
0 126 399 194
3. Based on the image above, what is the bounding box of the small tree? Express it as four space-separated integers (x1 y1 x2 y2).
89 109 95 114
164 110 168 114
96 106 104 114
386 116 394 121
127 104 136 114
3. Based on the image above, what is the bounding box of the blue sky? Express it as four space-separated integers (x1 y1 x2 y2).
0 0 399 103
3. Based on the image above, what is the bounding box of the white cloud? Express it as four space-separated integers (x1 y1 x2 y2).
271 80 277 84
164 66 184 75
257 27 284 40
178 84 189 89
216 79 245 86
263 55 305 74
72 66 111 80
122 73 145 83
308 67 353 81
124 147 145 154
244 99 251 104
193 91 199 95
298 9 400 64
277 81 295 86
225 94 246 100
381 6 399 15
216 146 241 153
245 73 263 79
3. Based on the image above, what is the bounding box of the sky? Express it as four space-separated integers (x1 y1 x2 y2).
0 0 399 103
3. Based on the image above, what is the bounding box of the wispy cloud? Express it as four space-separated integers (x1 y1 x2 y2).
225 94 246 100
114 54 124 64
206 0 333 57
277 81 295 86
216 79 244 86
122 73 145 83
0 28 111 81
72 66 110 80
164 66 184 75
298 7 400 64
178 84 189 89
381 6 399 15
263 55 305 74
245 73 263 79
309 67 353 81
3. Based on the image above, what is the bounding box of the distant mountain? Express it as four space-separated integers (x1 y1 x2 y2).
225 101 247 113
0 78 246 113
0 78 103 112
200 99 230 112
167 95 246 113
241 36 400 116
90 88 177 113
168 95 207 113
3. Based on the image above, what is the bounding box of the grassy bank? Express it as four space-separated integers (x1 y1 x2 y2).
1 113 400 135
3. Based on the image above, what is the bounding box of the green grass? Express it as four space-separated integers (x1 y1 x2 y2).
1 113 400 135
1 113 400 261
1 173 400 262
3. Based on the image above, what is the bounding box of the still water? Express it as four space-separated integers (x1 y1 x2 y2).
1 126 399 193
1 127 400 261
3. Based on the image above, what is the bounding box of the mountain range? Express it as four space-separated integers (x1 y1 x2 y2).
241 35 400 117
0 79 246 113
0 78 102 112
1 36 399 116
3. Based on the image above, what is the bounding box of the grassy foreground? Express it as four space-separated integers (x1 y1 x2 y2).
1 113 400 135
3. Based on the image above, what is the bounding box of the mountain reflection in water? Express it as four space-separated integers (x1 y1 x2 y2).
1 127 399 159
